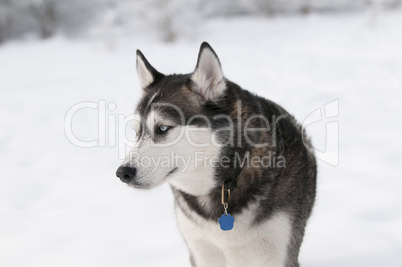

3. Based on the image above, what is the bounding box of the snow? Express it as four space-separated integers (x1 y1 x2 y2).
1 9 402 267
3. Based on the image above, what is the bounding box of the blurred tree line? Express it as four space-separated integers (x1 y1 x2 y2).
0 0 401 45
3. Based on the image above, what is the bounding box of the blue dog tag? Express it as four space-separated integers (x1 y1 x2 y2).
218 214 235 231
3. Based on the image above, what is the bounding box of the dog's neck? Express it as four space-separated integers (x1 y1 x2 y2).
171 165 257 221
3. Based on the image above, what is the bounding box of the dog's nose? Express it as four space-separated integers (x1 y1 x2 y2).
116 166 136 183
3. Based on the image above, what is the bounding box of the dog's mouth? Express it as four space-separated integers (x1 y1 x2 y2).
154 167 178 187
164 167 178 180
130 167 178 189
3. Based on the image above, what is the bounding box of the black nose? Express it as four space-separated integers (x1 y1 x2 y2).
116 166 137 183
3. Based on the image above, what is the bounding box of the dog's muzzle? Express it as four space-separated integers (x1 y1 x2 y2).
116 166 137 183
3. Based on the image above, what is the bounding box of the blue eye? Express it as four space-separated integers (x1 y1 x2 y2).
157 125 170 134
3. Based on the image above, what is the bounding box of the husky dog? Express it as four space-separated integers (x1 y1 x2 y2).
116 42 316 267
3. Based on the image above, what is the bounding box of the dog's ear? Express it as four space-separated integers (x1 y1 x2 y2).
136 50 164 89
191 42 226 101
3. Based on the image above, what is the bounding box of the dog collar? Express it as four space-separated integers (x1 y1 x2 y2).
224 178 237 190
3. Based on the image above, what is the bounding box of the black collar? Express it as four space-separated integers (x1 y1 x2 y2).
224 177 237 191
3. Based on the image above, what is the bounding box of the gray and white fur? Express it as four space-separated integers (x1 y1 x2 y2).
116 42 317 267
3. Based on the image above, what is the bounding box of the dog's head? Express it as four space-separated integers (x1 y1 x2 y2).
116 42 229 195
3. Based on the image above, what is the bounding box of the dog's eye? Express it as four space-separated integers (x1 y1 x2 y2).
156 125 170 134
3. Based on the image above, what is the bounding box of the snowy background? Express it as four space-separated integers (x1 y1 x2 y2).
1 1 402 267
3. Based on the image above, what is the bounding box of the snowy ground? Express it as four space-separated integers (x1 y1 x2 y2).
1 9 402 267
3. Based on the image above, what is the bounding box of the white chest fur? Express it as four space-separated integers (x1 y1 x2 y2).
175 201 292 267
